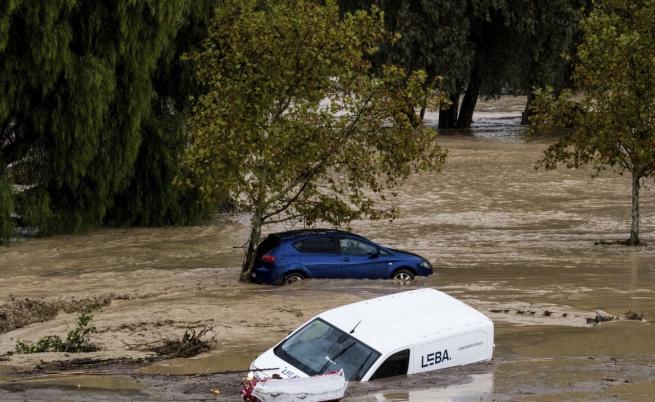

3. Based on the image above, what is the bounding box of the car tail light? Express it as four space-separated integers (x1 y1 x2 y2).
261 254 276 264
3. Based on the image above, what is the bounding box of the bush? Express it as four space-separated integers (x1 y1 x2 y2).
16 312 97 354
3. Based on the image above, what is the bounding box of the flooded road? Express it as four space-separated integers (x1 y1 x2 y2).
1 97 654 401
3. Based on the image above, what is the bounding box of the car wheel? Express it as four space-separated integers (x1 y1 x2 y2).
392 269 415 282
281 272 305 286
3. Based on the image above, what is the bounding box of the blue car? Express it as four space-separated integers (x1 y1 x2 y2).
251 229 433 285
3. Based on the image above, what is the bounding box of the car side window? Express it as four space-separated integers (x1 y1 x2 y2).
339 238 377 256
369 349 410 380
294 237 338 253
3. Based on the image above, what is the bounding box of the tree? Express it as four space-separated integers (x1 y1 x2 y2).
339 1 472 126
0 173 13 243
515 0 590 125
340 0 471 121
0 1 214 239
453 0 587 129
340 1 586 129
105 0 217 226
185 0 447 282
531 0 655 245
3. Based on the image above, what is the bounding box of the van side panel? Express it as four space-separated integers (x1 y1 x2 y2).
410 326 493 375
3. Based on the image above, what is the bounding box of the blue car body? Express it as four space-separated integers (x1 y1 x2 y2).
251 229 433 285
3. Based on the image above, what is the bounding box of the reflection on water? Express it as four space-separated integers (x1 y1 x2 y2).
356 373 494 402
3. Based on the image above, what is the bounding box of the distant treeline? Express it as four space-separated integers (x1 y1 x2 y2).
0 0 589 243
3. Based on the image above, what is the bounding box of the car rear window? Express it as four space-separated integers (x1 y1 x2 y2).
255 235 281 260
294 237 338 253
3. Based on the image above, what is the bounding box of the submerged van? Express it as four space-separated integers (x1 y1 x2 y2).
249 288 494 382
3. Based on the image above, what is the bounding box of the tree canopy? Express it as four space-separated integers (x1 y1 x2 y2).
185 0 447 281
0 0 214 241
341 0 587 128
531 0 655 245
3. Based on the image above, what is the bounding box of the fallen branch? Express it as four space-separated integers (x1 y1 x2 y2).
123 324 217 358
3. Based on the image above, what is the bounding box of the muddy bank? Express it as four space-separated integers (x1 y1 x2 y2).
0 295 113 334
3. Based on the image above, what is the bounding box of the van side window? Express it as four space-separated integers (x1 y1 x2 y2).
370 349 410 380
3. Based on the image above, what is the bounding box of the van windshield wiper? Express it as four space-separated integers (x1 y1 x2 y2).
319 340 356 373
352 351 374 381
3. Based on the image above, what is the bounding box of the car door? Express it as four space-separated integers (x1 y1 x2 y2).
295 236 341 278
338 237 390 279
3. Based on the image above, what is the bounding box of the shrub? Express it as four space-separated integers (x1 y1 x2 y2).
16 312 97 354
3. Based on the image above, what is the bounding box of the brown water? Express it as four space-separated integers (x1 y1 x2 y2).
1 96 654 400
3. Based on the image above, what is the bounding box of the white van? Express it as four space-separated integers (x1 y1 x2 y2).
249 288 494 382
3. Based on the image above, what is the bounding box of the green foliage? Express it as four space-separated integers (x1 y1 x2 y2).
1 1 214 234
341 1 588 127
15 311 97 354
106 1 217 226
532 0 655 244
340 0 471 94
185 0 447 280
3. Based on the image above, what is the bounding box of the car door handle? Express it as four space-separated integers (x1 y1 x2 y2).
342 257 350 262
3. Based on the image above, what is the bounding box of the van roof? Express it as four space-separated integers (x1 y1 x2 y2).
318 288 492 354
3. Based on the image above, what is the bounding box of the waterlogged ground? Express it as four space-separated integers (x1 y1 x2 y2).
1 97 654 401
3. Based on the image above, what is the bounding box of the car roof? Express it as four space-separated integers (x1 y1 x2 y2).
272 229 366 240
317 288 492 354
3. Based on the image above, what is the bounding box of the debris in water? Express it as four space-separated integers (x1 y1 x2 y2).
624 311 643 321
242 369 347 402
587 310 615 325
0 296 111 334
124 324 216 358
601 378 630 383
275 306 304 318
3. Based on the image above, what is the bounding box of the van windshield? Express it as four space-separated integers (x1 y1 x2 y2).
274 318 380 381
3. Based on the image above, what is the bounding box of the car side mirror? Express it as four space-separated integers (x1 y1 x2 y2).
368 251 379 259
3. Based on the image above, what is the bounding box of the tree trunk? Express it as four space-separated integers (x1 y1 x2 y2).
628 172 641 245
240 213 263 282
457 82 479 129
438 94 459 129
521 92 536 125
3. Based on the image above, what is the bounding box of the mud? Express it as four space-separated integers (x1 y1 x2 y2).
0 295 112 334
1 96 654 400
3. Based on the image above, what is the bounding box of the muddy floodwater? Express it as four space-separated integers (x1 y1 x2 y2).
1 97 654 401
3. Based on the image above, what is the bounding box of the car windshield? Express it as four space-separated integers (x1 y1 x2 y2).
274 318 380 381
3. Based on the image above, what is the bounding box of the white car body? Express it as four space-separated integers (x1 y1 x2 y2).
249 288 494 382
